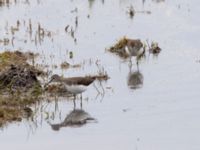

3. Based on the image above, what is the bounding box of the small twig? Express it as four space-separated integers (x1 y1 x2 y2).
146 39 151 49
93 82 101 95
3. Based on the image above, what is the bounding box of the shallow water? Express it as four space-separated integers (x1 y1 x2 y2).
1 0 200 150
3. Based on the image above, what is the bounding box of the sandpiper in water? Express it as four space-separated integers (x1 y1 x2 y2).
125 39 144 68
47 74 96 107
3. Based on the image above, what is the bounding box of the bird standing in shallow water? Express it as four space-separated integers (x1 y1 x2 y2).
125 39 145 69
47 74 96 107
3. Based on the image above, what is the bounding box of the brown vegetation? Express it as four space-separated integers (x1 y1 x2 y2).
0 51 44 127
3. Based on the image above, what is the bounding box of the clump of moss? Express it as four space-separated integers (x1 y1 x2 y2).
0 87 43 127
0 51 27 70
60 61 81 70
0 50 44 127
0 51 40 71
108 37 129 58
0 107 22 127
0 64 42 92
149 42 161 54
60 61 70 69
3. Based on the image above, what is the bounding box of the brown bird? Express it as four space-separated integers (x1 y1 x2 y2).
125 39 145 67
47 74 95 100
125 39 144 57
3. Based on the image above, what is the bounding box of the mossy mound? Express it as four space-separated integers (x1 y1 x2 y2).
0 51 44 127
0 51 26 69
108 37 129 58
0 95 40 127
0 107 21 127
149 42 161 54
0 64 42 92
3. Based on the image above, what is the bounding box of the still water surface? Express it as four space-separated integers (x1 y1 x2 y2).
0 0 200 150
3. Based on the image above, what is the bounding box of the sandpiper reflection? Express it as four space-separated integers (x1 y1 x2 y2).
127 70 143 90
49 109 96 131
152 0 165 3
50 109 96 131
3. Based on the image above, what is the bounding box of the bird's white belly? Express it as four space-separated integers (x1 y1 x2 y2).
125 46 144 57
65 84 87 94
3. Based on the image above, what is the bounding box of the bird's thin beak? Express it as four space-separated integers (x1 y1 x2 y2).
44 78 53 88
88 117 98 123
93 118 98 123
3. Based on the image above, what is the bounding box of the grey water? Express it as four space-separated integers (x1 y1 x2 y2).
0 0 200 150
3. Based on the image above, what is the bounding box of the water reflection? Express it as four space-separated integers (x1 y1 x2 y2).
0 19 54 48
49 109 96 131
0 0 10 7
88 0 105 9
88 0 95 9
142 0 146 5
127 69 144 90
142 0 165 5
0 0 34 7
152 0 165 3
47 81 104 131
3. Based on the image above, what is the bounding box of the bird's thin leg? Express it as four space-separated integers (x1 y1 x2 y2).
128 57 133 69
80 93 82 100
80 94 83 109
73 94 76 109
136 60 140 71
73 94 76 99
